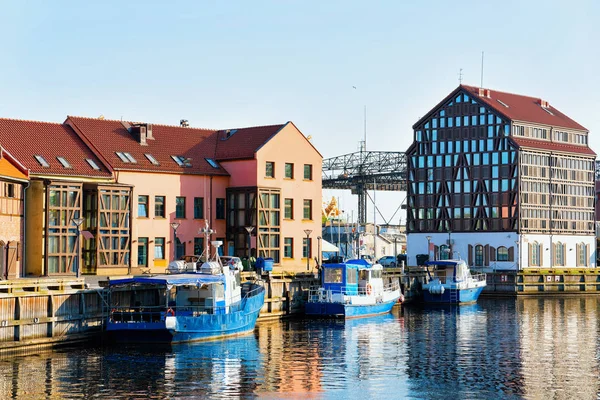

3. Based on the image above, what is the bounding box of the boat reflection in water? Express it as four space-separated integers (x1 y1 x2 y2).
2 298 600 398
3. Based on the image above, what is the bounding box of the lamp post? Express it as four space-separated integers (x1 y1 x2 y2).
304 229 312 271
426 236 432 262
245 226 254 268
71 217 84 278
170 222 180 261
317 236 322 268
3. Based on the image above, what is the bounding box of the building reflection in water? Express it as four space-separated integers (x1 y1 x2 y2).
1 299 600 398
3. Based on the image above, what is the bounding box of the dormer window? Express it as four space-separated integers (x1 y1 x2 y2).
86 158 100 170
56 156 72 168
205 158 219 168
34 155 50 167
145 153 159 166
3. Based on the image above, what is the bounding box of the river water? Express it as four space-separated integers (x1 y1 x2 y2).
1 297 600 399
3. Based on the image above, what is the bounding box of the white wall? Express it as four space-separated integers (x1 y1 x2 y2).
407 232 596 270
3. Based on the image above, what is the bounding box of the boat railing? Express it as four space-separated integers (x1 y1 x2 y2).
307 280 401 302
471 273 487 282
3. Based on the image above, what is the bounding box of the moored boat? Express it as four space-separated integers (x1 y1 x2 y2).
305 259 403 319
106 238 265 344
422 259 486 304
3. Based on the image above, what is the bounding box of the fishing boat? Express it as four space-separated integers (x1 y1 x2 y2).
106 234 265 344
422 259 486 304
305 259 403 318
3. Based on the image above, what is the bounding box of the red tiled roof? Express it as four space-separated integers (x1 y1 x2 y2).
461 85 587 131
510 136 596 156
0 118 112 178
214 123 287 161
67 117 230 175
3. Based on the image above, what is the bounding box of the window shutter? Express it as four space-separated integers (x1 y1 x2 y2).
576 244 580 267
528 244 532 267
539 246 543 267
586 244 590 267
16 241 21 261
552 243 556 265
468 244 473 266
484 245 489 266
490 246 496 262
508 246 514 262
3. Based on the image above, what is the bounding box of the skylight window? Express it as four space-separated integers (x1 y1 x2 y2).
34 155 50 168
123 152 137 163
116 152 129 162
542 107 554 116
145 153 160 166
86 158 100 170
171 155 185 166
206 158 219 168
496 99 509 108
56 156 72 168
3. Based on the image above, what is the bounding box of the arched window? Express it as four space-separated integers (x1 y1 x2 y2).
578 242 587 266
475 245 484 266
555 242 564 266
530 242 540 266
497 246 508 261
439 245 450 260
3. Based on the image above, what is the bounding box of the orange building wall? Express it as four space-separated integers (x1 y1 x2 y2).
116 171 229 274
255 123 322 271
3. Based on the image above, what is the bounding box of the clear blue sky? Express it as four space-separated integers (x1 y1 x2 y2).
1 1 598 224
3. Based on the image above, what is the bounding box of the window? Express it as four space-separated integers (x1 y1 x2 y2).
285 163 294 179
265 161 274 178
205 158 219 168
303 164 313 180
497 246 508 261
530 242 540 266
555 242 564 266
138 195 149 218
138 237 148 267
284 198 293 219
175 237 185 260
57 156 72 168
155 196 165 218
303 199 312 220
194 237 204 256
123 152 136 163
171 155 184 166
86 158 100 170
116 152 129 162
171 155 191 167
34 155 50 167
216 198 225 219
284 237 293 258
145 153 160 165
475 245 483 266
578 242 587 266
4 183 15 198
154 237 165 259
176 197 186 219
194 197 204 219
303 237 312 258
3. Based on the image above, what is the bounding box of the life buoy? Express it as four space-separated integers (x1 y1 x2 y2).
366 284 373 295
166 308 175 317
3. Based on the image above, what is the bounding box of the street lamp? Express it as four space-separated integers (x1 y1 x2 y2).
71 217 84 278
304 229 312 271
170 222 180 261
245 226 255 268
426 236 432 262
317 236 322 268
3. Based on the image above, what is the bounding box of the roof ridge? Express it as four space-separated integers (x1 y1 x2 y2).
0 117 64 125
68 115 218 132
218 123 287 132
461 84 545 102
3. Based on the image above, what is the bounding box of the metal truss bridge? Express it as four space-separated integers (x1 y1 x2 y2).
322 150 408 225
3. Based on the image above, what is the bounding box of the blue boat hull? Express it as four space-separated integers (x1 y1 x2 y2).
305 298 398 319
106 290 265 344
422 286 484 304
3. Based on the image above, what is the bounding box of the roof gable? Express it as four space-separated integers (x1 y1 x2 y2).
0 118 112 178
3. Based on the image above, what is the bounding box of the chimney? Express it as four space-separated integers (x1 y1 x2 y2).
131 123 149 146
539 99 549 108
180 119 189 128
146 124 154 140
477 88 491 98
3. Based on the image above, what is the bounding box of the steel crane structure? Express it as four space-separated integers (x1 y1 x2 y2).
322 150 408 225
